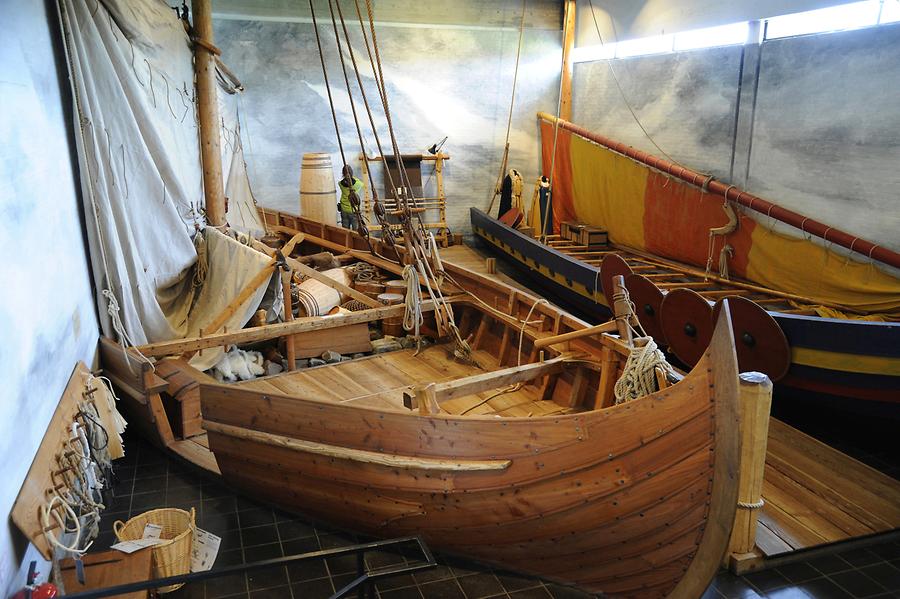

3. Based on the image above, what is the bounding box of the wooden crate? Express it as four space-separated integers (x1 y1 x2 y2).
560 221 584 242
578 226 608 248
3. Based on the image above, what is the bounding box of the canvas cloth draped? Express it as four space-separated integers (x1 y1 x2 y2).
60 0 274 361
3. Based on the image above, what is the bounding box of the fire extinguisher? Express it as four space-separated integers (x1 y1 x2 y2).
10 562 58 599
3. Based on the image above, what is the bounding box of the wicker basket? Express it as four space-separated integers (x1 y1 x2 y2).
114 507 195 593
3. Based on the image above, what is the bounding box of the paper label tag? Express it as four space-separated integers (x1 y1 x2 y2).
191 528 221 572
142 523 163 539
111 538 165 554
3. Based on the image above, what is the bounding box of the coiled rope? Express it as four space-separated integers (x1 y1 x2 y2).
613 337 675 404
402 265 424 345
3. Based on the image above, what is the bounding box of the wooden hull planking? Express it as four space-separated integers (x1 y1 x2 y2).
198 304 741 597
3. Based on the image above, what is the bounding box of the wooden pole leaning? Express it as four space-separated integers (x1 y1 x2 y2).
725 371 773 567
193 0 226 226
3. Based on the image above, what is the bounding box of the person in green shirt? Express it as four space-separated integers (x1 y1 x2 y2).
338 164 364 230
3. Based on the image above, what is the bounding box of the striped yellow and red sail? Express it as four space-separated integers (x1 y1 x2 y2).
538 116 900 316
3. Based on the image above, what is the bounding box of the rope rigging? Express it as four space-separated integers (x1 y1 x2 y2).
309 0 472 360
488 0 528 215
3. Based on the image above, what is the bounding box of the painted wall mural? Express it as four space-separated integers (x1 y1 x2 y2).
215 14 563 235
571 23 900 254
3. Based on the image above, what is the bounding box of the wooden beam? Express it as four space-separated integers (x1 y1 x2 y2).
291 260 380 309
192 0 225 226
203 263 276 336
204 421 510 471
533 321 617 349
133 301 440 358
416 357 569 405
559 0 576 122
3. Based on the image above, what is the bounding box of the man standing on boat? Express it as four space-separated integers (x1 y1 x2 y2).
339 165 364 230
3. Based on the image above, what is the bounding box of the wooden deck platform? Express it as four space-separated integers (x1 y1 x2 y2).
441 244 535 294
733 418 900 572
234 345 577 418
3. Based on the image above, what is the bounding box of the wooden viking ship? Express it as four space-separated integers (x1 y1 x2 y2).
100 215 743 597
472 114 900 407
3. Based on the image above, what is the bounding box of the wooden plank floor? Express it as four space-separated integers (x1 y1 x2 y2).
756 418 900 557
234 345 571 418
441 244 534 294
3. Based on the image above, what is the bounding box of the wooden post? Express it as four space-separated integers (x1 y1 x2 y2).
281 270 296 371
193 0 226 226
559 0 576 122
611 275 634 347
725 371 773 566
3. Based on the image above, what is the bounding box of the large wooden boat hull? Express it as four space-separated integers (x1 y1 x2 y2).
198 303 741 597
471 208 900 406
100 213 743 596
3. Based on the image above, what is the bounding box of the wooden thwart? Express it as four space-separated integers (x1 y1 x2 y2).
414 356 570 410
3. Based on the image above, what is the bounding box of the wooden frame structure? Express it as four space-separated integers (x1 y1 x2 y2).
359 152 451 246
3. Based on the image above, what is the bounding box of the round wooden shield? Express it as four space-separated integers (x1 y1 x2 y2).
660 288 714 367
625 274 668 345
599 254 633 306
713 296 791 382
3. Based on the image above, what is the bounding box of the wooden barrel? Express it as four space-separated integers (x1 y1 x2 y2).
384 280 407 297
378 292 405 337
299 153 337 225
355 281 385 300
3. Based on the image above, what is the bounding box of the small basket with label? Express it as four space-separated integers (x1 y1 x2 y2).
114 507 195 593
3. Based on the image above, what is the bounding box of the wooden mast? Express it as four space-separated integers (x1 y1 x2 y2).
559 0 576 121
193 0 226 226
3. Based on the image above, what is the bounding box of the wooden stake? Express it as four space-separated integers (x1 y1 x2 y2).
725 371 773 565
193 0 225 226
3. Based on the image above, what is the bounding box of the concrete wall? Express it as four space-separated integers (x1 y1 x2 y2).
0 0 99 591
571 22 900 253
213 1 563 234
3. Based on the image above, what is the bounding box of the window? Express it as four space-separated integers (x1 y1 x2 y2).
673 21 750 51
614 34 674 58
571 43 615 63
764 1 881 39
880 0 900 23
571 0 899 63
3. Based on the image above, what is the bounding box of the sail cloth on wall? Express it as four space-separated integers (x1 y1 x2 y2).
58 0 274 350
539 119 900 315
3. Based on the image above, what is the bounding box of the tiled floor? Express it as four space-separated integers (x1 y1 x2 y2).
95 408 899 599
